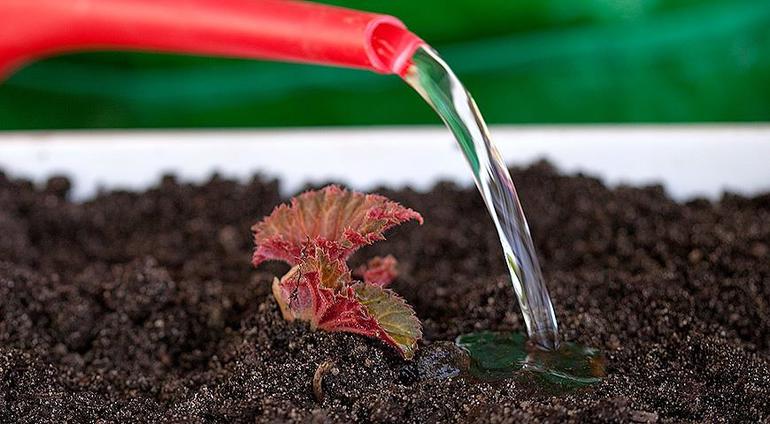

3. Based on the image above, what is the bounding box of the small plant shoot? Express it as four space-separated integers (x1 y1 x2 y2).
252 185 423 359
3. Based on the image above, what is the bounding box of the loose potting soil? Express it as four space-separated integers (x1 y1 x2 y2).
1 162 768 423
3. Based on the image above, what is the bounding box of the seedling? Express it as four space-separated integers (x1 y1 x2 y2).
252 185 423 359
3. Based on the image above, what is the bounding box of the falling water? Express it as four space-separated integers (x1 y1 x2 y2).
402 46 559 350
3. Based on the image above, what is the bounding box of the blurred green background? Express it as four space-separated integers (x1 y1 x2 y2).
1 0 769 129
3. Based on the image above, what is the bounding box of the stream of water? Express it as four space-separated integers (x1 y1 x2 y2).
403 46 559 350
402 45 604 384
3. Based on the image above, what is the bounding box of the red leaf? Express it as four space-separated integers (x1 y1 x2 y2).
316 286 377 332
315 284 422 359
255 186 423 359
252 185 422 266
272 251 421 359
354 255 399 287
271 249 351 326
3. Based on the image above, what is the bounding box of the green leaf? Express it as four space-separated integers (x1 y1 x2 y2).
355 283 422 359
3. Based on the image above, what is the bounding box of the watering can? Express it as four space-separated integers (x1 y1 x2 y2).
0 0 424 80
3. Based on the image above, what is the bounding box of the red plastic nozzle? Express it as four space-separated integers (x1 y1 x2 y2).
0 0 424 79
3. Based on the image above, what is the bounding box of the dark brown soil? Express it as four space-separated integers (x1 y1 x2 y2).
1 162 769 423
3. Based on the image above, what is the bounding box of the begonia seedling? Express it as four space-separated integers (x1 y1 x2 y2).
252 185 423 359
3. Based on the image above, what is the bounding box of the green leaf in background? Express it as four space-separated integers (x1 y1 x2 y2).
1 0 768 129
355 283 422 360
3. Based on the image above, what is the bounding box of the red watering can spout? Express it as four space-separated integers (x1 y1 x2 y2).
0 0 424 80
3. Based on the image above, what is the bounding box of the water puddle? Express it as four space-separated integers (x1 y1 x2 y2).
456 331 605 388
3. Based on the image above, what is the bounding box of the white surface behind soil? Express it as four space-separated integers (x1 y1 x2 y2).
0 125 768 201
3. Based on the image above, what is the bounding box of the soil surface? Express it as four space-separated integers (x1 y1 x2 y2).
1 162 769 423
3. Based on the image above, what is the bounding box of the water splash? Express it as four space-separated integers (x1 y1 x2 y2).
403 46 559 349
